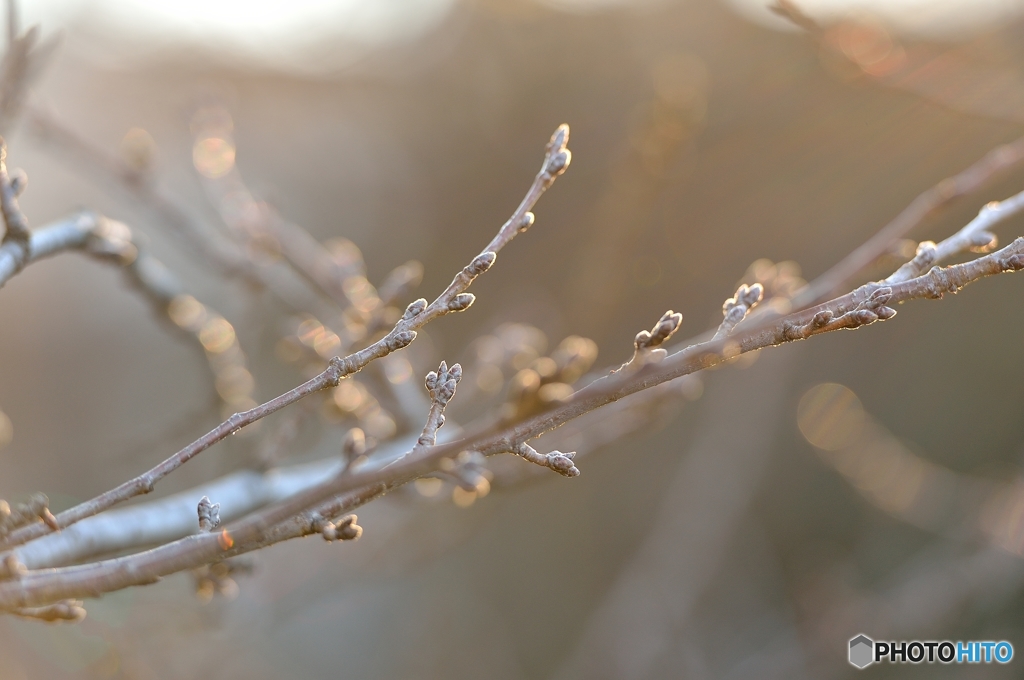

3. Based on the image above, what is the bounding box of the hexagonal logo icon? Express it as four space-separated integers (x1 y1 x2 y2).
849 634 874 669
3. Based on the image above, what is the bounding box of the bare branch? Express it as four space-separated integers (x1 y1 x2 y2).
23 108 292 299
10 599 86 623
885 187 1024 284
0 213 89 285
505 442 580 478
0 212 258 416
0 124 572 550
0 138 28 251
791 136 1024 308
0 3 59 134
765 1 1024 308
4 225 1018 610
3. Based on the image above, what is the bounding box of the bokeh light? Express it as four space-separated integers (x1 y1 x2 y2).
193 137 236 180
797 382 865 451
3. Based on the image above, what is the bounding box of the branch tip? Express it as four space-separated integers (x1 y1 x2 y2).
547 124 569 155
509 443 580 477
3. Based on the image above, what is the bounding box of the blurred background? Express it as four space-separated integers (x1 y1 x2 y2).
1 0 1024 677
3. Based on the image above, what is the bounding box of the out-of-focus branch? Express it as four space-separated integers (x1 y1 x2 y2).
0 211 257 414
766 1 1024 309
9 599 85 623
23 108 309 305
0 0 59 134
0 124 572 552
0 212 91 285
196 154 362 312
792 134 1024 307
0 138 28 250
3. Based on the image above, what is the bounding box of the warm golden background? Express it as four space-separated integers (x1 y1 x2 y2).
1 0 1024 677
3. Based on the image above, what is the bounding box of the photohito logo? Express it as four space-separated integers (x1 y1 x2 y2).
848 634 1013 668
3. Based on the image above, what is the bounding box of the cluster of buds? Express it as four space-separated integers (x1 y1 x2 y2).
715 283 764 339
197 495 222 533
315 514 363 542
617 310 683 372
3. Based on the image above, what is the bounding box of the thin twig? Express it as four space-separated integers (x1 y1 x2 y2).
0 124 572 551
885 187 1024 284
23 108 296 299
768 1 1024 308
3 229 1020 610
0 212 257 412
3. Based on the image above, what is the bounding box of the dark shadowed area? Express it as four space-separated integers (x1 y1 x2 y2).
1 0 1024 678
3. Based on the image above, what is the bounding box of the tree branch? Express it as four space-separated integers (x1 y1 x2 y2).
885 187 1024 284
0 212 257 414
2 224 1020 610
0 124 572 551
